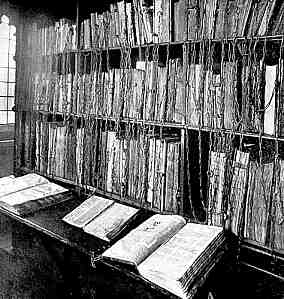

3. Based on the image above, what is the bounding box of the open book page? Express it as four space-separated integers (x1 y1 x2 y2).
63 195 114 228
0 173 49 198
0 175 15 186
0 182 67 206
102 214 186 267
138 223 223 299
83 203 139 242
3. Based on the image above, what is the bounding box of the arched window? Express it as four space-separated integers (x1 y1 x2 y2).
0 14 16 124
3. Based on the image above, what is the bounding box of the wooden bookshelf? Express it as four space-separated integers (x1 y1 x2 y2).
13 0 284 283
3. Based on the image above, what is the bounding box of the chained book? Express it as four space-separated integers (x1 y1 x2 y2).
63 195 141 242
0 173 71 216
102 214 225 299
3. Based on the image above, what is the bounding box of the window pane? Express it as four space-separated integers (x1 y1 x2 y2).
0 111 7 124
8 69 15 82
9 25 16 40
0 82 7 96
0 38 9 51
0 68 8 81
0 97 7 110
0 23 9 39
8 55 15 68
8 83 14 96
9 40 16 54
8 111 14 123
7 97 14 110
0 55 8 67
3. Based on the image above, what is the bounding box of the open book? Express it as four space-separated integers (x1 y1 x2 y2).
102 214 225 299
0 173 70 216
63 195 141 242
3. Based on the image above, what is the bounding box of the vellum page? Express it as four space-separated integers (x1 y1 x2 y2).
0 175 15 186
83 203 139 242
102 214 186 266
0 174 49 198
138 223 223 298
63 195 114 228
0 182 67 206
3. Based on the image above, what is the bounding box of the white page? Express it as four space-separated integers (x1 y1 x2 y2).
138 223 223 298
102 214 186 266
83 202 139 242
0 173 49 198
0 182 67 206
63 195 114 228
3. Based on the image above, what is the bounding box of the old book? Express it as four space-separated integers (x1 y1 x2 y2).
173 0 186 41
127 133 147 202
241 59 264 133
257 0 276 36
153 0 171 42
214 0 227 39
140 0 153 43
225 0 252 38
247 0 276 36
0 175 69 216
270 160 284 251
269 1 284 35
244 161 274 244
117 1 127 45
186 63 202 127
126 2 135 46
223 61 239 129
264 64 277 135
228 150 250 236
132 0 144 45
0 173 49 199
200 0 218 39
164 142 180 213
143 61 157 120
63 195 114 228
147 137 181 211
106 133 124 194
279 59 284 137
102 214 225 299
207 151 227 227
7 192 74 217
166 58 184 123
203 69 221 128
187 0 200 40
130 63 145 119
155 65 167 121
83 202 139 242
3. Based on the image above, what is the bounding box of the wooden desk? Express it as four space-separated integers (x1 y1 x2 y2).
0 197 232 299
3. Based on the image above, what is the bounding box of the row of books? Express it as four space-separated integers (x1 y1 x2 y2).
31 57 282 135
32 60 183 122
63 194 225 299
36 121 84 184
29 109 284 250
25 19 77 56
0 173 71 216
80 0 284 42
28 0 284 55
35 121 181 213
207 149 284 251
